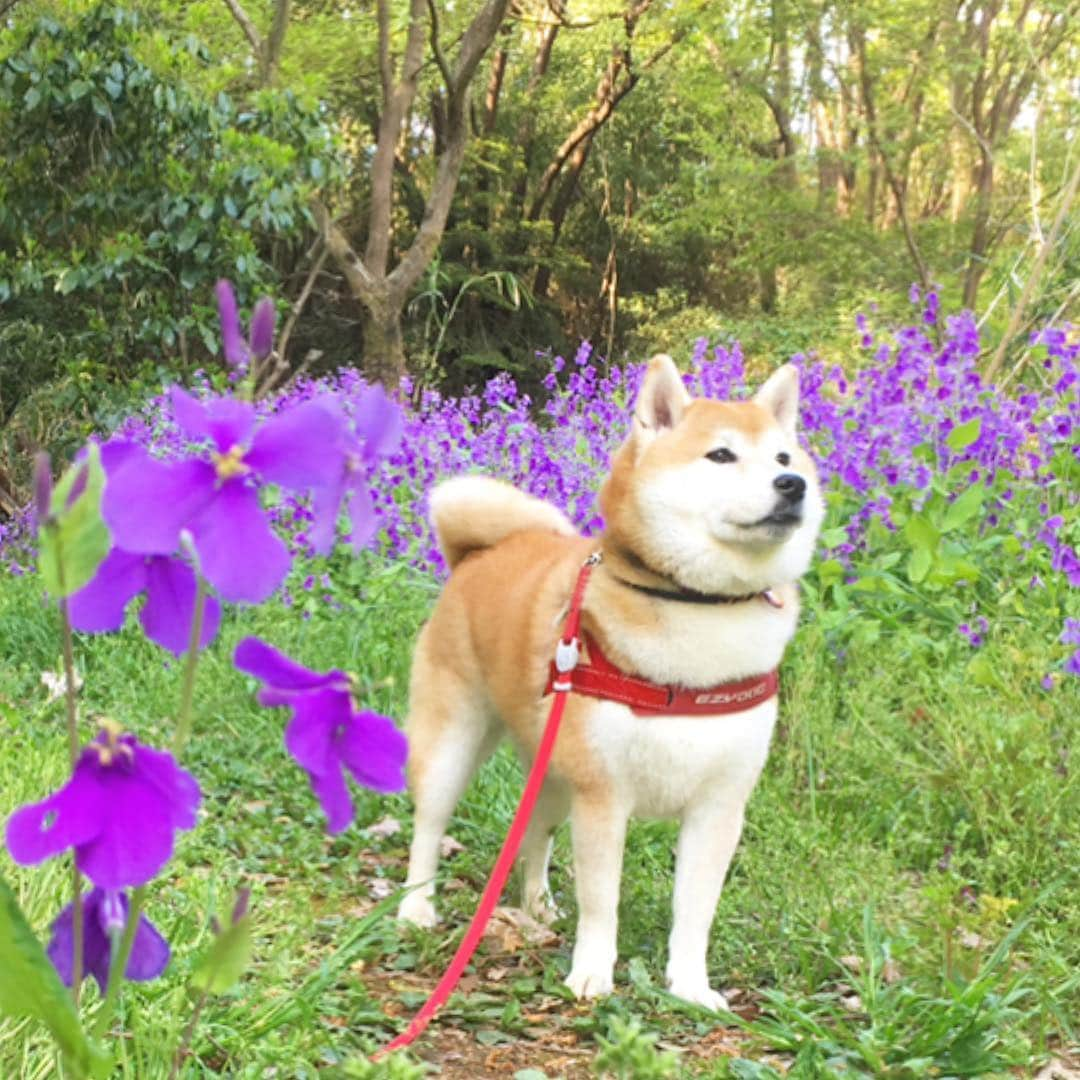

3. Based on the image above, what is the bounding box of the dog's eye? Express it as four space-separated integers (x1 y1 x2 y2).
706 448 737 464
776 452 791 466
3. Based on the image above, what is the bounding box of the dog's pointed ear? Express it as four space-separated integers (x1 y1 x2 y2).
633 354 690 438
754 364 799 437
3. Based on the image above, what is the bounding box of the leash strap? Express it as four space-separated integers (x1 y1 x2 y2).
376 552 600 1058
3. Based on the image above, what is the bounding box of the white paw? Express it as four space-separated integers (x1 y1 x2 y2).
565 966 614 999
666 979 729 1013
397 893 439 929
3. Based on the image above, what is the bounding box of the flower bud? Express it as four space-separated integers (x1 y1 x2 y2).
32 452 53 528
249 298 276 360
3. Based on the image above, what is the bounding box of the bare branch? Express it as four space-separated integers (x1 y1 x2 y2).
220 0 263 58
265 0 291 84
311 201 379 303
426 0 454 90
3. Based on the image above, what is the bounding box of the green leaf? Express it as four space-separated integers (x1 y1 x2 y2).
903 513 939 554
189 916 252 995
942 484 986 531
0 878 111 1079
38 444 111 598
819 526 848 548
907 547 933 584
946 417 982 453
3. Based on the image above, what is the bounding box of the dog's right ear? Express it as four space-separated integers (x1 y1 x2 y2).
632 354 690 443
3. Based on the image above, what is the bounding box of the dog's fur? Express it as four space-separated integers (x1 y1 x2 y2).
398 355 823 1010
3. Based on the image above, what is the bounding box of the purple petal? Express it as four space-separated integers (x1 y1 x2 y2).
68 548 148 633
354 384 403 461
77 745 200 889
347 486 377 552
338 711 408 793
234 637 344 691
282 688 352 775
6 759 107 867
188 483 290 603
103 451 215 555
246 401 345 491
47 890 111 988
47 889 170 989
216 279 251 368
308 475 348 556
249 297 276 359
139 556 221 655
309 766 354 834
123 904 172 982
169 387 256 453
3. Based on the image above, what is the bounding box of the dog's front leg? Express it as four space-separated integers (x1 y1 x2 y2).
565 793 627 999
665 797 748 1012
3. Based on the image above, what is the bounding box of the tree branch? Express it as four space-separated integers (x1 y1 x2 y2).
221 0 263 58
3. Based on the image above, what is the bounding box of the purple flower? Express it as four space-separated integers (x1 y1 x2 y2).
1065 651 1080 678
47 887 169 990
216 280 276 369
68 547 221 655
234 638 407 833
103 391 345 602
1061 618 1080 647
310 385 403 555
6 724 200 889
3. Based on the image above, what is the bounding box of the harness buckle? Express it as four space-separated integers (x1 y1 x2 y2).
555 637 580 673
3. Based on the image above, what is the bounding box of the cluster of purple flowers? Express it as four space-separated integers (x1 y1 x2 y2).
4 283 408 996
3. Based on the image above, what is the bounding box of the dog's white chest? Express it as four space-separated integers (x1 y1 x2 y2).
586 699 778 818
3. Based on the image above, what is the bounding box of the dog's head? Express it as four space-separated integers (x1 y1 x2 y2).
599 355 823 595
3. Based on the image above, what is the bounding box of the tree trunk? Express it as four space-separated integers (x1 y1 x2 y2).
963 155 994 308
360 294 408 386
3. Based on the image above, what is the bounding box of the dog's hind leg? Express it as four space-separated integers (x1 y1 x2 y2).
517 777 569 924
398 636 498 928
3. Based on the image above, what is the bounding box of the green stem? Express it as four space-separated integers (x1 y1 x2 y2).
168 987 208 1079
90 885 146 1041
172 577 207 758
58 593 85 1004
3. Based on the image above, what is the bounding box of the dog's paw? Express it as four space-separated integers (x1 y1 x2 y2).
397 893 439 929
666 979 729 1013
565 967 614 1000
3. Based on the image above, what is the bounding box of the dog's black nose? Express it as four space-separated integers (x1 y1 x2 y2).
773 473 806 502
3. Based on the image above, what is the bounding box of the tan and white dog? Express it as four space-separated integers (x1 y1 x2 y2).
397 355 823 1011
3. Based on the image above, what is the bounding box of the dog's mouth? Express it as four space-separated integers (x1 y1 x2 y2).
739 509 803 531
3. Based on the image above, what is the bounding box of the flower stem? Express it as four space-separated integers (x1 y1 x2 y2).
167 986 208 1079
58 594 85 1003
172 577 207 758
90 885 146 1041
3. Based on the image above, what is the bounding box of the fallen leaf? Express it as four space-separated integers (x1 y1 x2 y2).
1036 1060 1080 1080
483 906 559 952
839 954 862 972
958 929 984 949
370 878 395 900
367 815 403 838
841 994 863 1013
882 958 902 983
440 834 466 858
41 668 82 704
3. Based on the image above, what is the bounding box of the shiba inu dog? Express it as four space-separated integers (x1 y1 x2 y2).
397 355 823 1010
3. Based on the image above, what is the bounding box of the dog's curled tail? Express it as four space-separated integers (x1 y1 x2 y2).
430 476 577 571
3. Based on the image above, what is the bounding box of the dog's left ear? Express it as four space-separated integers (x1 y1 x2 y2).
753 364 799 437
634 354 690 438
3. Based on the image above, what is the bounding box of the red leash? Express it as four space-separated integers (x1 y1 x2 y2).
376 552 600 1058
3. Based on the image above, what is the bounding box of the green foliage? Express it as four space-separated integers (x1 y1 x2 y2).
188 912 253 996
0 878 110 1079
37 443 110 599
593 1016 680 1079
0 3 337 371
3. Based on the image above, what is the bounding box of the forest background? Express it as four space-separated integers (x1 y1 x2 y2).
0 0 1077 508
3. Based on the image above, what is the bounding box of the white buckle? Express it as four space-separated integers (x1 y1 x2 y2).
555 637 580 673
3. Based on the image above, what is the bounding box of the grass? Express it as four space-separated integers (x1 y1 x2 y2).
1 551 1077 1078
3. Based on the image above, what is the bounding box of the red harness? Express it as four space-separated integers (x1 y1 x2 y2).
545 632 778 716
543 558 780 717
